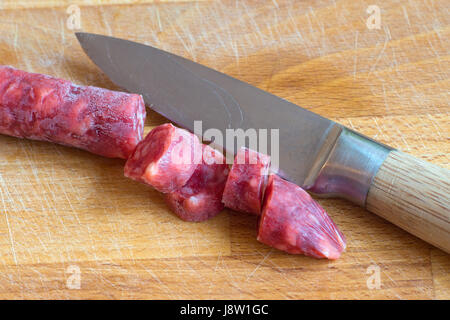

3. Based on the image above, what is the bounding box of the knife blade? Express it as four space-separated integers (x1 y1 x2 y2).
75 32 340 187
76 32 450 253
75 33 387 200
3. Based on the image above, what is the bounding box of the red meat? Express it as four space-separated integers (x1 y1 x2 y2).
124 123 202 193
257 175 346 260
0 66 145 159
165 144 229 222
222 147 271 215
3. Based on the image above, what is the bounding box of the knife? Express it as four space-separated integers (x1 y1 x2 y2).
76 32 450 253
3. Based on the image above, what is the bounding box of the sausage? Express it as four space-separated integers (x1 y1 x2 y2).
257 174 346 259
125 122 226 220
164 144 229 222
222 147 271 215
0 66 145 159
124 123 202 193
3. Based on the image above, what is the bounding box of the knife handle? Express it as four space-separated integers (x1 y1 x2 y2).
366 150 450 253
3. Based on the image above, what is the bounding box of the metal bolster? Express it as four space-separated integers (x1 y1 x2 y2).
304 127 393 206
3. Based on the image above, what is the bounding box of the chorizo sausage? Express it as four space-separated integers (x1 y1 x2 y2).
0 66 145 159
165 144 229 222
124 123 202 193
222 147 271 215
257 174 346 259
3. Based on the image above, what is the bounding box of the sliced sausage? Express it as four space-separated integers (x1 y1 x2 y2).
0 66 145 159
257 174 346 259
124 123 202 193
165 144 229 222
222 147 271 215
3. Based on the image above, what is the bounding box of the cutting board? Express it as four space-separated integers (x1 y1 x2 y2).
0 0 448 299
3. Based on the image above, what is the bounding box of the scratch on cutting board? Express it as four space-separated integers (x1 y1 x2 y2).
371 117 391 144
394 125 412 152
269 0 278 10
402 6 412 32
266 259 291 284
353 31 359 79
174 28 197 61
346 118 356 131
390 46 399 70
20 143 76 261
287 9 312 57
403 116 427 150
155 7 163 32
426 114 443 139
144 266 176 298
0 175 18 265
13 23 19 49
381 83 390 113
101 7 112 36
216 256 242 297
58 177 81 226
245 249 273 282
239 1 263 45
367 30 390 78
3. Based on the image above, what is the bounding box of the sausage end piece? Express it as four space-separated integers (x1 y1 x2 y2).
257 175 346 260
0 65 145 159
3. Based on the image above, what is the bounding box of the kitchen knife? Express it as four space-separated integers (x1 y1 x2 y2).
76 32 450 253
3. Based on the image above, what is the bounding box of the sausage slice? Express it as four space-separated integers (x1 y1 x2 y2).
222 147 271 215
124 123 202 193
165 144 229 222
257 175 346 259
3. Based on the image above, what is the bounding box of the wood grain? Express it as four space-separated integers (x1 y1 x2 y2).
0 0 448 299
367 150 450 253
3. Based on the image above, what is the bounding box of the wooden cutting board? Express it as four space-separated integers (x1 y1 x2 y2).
0 0 448 299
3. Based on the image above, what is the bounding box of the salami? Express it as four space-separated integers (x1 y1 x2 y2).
0 66 145 159
222 147 271 215
124 123 202 193
165 144 229 222
257 175 346 259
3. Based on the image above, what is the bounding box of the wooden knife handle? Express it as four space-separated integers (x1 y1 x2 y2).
366 150 450 253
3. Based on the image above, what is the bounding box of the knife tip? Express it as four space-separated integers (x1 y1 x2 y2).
75 32 98 43
75 32 86 42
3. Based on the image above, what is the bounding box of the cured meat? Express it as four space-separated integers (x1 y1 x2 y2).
222 147 271 215
0 66 145 159
257 175 346 259
165 144 229 222
124 123 202 193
